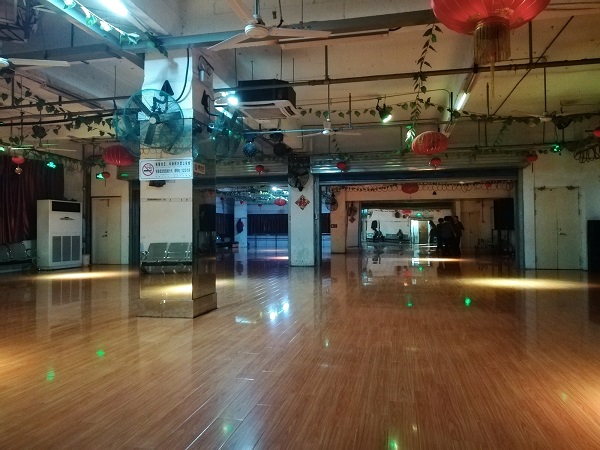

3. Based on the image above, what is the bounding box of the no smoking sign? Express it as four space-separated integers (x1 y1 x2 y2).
141 162 154 177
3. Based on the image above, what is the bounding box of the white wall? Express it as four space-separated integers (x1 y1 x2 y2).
521 152 600 269
63 168 84 202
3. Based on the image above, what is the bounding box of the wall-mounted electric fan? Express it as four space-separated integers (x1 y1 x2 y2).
288 155 311 191
209 111 244 158
114 89 184 154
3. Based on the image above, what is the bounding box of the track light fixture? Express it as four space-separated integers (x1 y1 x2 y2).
376 99 392 123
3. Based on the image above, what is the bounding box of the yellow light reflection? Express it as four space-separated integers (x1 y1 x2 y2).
426 257 466 263
40 271 135 281
462 278 594 290
142 283 192 297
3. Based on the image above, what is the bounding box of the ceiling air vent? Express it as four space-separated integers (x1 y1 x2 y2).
231 79 299 120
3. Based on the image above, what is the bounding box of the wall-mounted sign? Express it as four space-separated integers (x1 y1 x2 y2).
194 162 206 175
330 224 338 229
139 158 193 180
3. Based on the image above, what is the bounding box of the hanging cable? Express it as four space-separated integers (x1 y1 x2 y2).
174 48 191 103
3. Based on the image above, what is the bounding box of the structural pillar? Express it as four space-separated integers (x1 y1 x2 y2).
138 48 217 318
288 156 315 266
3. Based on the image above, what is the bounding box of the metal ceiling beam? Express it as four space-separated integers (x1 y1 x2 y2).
214 57 600 92
4 44 144 69
123 10 437 53
40 0 144 69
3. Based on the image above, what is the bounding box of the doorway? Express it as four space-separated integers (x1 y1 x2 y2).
92 197 122 264
535 187 581 269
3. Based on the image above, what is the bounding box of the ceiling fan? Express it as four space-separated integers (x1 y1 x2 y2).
300 91 360 138
208 0 331 51
511 67 573 129
300 119 361 138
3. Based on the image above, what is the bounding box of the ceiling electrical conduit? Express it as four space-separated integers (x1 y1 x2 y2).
214 57 600 93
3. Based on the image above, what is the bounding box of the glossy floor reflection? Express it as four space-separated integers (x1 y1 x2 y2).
1 248 600 448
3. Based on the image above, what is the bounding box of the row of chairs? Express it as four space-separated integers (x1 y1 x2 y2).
0 242 36 269
140 242 192 273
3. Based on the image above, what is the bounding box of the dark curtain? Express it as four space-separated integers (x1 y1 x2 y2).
0 156 64 244
216 213 234 238
248 214 288 235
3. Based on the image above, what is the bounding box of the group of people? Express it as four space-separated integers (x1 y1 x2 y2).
429 216 464 256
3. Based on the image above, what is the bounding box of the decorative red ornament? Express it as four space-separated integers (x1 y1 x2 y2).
255 164 265 174
102 144 135 167
431 0 550 66
401 209 412 215
401 183 419 194
336 161 349 171
240 200 245 205
526 153 539 173
274 198 287 206
411 131 448 155
430 157 442 168
484 182 492 189
593 126 600 138
11 156 25 165
101 171 111 179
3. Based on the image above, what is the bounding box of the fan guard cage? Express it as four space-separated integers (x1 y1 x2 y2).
116 89 185 153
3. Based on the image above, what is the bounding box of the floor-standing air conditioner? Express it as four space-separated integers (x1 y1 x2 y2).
37 200 82 270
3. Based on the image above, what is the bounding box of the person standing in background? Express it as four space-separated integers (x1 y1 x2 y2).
452 216 465 256
428 220 437 246
436 218 444 252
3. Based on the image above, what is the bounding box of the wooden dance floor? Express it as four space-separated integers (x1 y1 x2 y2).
1 247 600 449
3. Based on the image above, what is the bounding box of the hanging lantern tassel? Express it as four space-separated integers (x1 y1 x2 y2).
526 153 539 172
475 17 511 97
12 155 25 174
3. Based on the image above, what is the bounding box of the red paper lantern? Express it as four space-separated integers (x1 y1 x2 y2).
412 131 448 155
274 198 287 206
255 164 265 174
101 171 111 179
526 154 539 163
102 145 135 167
336 161 349 171
431 0 550 65
11 156 25 165
484 182 492 189
593 126 600 138
430 157 442 168
401 209 412 215
401 183 419 194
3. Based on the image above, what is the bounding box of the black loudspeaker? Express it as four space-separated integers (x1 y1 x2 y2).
494 198 514 230
588 220 600 273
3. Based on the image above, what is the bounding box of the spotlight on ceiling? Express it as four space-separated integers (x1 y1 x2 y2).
376 99 392 123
